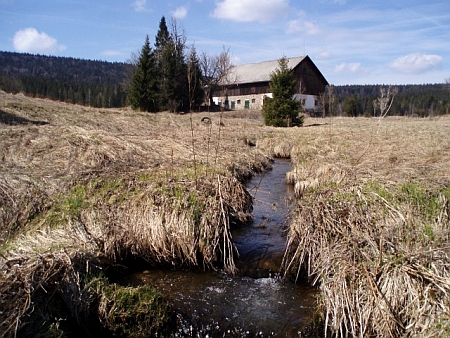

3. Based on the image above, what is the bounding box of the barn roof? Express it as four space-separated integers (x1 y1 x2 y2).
228 56 307 85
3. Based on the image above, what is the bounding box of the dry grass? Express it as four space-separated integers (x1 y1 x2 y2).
3 90 449 337
281 116 450 337
0 91 269 243
0 91 277 336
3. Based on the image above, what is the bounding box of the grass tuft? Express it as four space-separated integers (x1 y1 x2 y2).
282 116 450 337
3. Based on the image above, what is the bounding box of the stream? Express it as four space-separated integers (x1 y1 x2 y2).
119 160 317 337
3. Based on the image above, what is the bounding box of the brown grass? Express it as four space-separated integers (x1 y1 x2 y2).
0 91 270 243
3 90 450 337
0 91 276 336
281 116 450 337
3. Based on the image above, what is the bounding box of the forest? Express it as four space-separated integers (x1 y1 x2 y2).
0 51 131 108
333 83 450 117
1 49 449 116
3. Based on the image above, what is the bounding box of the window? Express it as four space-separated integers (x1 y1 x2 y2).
244 100 250 109
252 98 256 103
237 99 241 104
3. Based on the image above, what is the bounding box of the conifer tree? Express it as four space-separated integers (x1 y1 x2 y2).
187 45 204 111
262 57 303 127
154 17 188 112
127 35 158 112
154 17 172 110
155 16 170 57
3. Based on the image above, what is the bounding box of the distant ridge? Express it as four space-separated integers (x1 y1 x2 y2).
0 51 132 107
0 51 448 115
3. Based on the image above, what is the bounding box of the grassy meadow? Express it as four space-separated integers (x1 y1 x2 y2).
1 90 449 337
279 116 450 337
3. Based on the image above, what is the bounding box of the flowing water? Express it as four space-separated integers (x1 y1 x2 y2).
119 160 317 337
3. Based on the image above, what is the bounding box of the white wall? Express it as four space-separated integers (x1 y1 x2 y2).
213 92 319 111
293 94 318 110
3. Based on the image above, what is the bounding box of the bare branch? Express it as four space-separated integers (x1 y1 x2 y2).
377 85 398 123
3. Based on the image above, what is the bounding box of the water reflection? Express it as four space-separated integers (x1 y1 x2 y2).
121 269 316 337
119 160 317 337
233 159 294 278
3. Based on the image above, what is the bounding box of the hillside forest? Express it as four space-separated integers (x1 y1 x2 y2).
1 20 449 116
0 51 131 108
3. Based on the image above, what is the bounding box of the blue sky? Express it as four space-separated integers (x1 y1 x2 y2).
1 0 449 85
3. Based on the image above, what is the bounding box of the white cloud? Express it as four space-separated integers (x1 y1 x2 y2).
13 28 66 54
333 62 366 74
172 6 188 19
212 0 290 23
132 0 147 12
389 53 443 74
287 20 320 35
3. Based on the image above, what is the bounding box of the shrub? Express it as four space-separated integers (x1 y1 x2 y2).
262 57 303 127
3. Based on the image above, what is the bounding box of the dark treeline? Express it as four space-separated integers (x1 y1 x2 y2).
0 51 132 108
333 84 450 117
1 49 449 115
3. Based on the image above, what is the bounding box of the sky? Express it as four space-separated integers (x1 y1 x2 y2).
1 0 449 85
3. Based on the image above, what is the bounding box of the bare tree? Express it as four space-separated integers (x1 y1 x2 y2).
327 85 335 116
199 47 234 111
318 85 335 118
200 53 220 109
319 92 326 118
169 17 187 56
215 47 234 84
216 47 235 111
375 85 398 125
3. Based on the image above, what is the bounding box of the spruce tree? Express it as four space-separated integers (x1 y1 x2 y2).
155 16 170 57
154 17 188 112
187 46 204 111
127 35 158 112
262 57 303 127
154 17 172 110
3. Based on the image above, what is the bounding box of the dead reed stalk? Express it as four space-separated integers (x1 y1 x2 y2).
281 116 450 337
0 92 267 336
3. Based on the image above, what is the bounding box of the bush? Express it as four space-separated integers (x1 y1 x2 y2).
263 96 303 127
262 57 303 127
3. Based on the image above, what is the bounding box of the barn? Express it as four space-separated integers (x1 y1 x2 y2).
212 55 328 112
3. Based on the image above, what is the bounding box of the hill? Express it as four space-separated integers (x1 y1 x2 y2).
0 51 132 107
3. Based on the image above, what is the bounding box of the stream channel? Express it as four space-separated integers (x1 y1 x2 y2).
119 160 317 337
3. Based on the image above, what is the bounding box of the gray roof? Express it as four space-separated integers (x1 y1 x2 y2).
228 56 306 85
